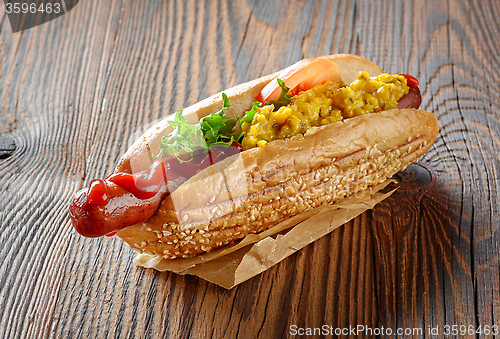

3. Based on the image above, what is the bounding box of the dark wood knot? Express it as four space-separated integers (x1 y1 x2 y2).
0 134 17 159
393 163 436 194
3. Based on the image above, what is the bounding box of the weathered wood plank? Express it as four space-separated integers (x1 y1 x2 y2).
0 0 499 338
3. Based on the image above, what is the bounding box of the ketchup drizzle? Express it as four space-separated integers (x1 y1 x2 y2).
70 141 242 237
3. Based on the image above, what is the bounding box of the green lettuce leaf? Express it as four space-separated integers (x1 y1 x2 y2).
240 101 262 125
156 93 238 162
264 78 292 109
200 93 237 146
156 110 206 162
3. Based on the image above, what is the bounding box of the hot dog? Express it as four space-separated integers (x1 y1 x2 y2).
69 54 438 260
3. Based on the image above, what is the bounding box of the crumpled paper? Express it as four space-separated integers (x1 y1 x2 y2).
134 180 396 289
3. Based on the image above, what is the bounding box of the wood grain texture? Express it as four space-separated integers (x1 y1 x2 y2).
0 0 499 338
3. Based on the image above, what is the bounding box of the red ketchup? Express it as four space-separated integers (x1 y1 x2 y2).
70 142 242 237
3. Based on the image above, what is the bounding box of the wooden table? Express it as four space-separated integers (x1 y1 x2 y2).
1 0 499 337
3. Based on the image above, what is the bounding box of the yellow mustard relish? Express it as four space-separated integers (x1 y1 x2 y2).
241 72 409 150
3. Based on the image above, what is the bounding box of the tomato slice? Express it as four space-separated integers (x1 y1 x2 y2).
257 58 341 103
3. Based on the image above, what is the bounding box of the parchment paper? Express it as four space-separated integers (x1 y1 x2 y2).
134 180 396 289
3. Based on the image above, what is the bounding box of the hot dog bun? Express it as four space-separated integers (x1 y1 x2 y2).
114 54 439 260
